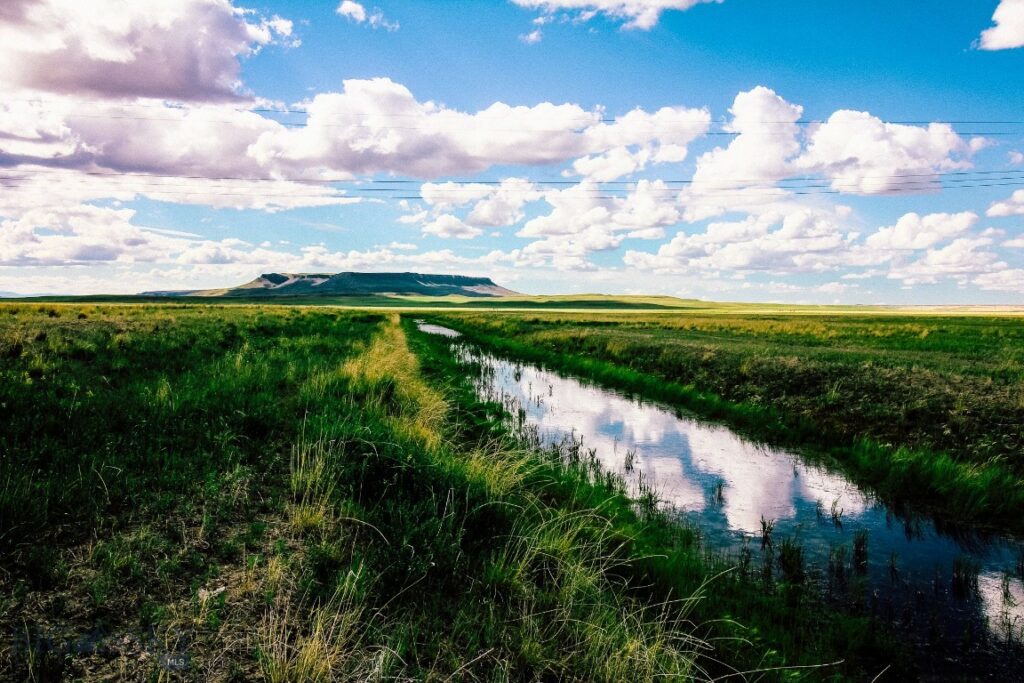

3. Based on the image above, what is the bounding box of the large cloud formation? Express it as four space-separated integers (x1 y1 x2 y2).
797 112 973 194
1 75 708 187
250 78 603 178
0 0 294 101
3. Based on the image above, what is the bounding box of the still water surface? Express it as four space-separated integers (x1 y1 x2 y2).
417 321 1024 679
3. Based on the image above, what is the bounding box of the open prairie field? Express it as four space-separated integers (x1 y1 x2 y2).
5 300 1024 680
1 302 911 681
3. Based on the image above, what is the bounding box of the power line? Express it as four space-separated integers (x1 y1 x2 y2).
1 177 1021 201
1 178 1021 195
4 166 1024 187
5 99 1024 135
7 97 1024 125
391 180 1024 201
21 111 1024 136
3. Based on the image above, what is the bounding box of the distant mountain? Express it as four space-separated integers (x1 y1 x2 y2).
0 291 26 298
142 272 518 298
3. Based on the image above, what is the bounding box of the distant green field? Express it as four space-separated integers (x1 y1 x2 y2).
18 292 709 310
16 291 1024 315
7 292 717 310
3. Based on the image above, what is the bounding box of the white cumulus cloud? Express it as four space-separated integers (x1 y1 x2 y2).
797 111 971 194
682 86 803 221
625 207 855 275
510 0 720 30
887 237 1003 285
865 212 978 251
513 179 683 268
467 179 544 227
250 78 600 178
975 268 1024 291
519 29 543 43
0 0 293 101
422 214 482 239
572 105 710 180
987 189 1024 217
336 1 398 31
977 0 1024 50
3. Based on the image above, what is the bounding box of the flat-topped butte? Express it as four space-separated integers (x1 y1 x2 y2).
142 271 518 298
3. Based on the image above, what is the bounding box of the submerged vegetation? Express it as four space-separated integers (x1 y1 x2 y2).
0 303 905 680
424 310 1024 530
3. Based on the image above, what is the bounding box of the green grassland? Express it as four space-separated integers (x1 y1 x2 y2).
20 290 1024 314
19 293 714 310
0 302 905 681
12 292 727 310
423 309 1024 531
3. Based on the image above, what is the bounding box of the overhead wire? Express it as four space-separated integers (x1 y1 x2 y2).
6 96 1024 124
2 105 1022 202
0 177 1022 202
10 111 1024 136
4 98 1024 135
3 166 1024 188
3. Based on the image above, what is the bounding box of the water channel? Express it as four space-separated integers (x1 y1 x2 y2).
416 321 1024 679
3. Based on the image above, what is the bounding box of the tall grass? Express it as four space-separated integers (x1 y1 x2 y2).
0 304 387 679
321 318 709 679
0 306 738 680
258 575 368 682
288 429 337 535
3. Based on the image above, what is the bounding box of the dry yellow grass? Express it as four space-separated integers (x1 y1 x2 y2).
341 315 447 447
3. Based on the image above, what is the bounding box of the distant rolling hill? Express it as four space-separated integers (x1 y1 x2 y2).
142 272 518 298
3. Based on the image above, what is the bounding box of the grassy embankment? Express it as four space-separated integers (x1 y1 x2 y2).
422 310 1024 531
0 303 902 680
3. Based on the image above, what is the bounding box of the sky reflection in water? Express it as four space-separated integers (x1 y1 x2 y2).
417 322 1024 674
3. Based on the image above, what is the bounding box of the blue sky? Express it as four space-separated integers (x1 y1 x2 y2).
1 0 1022 302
